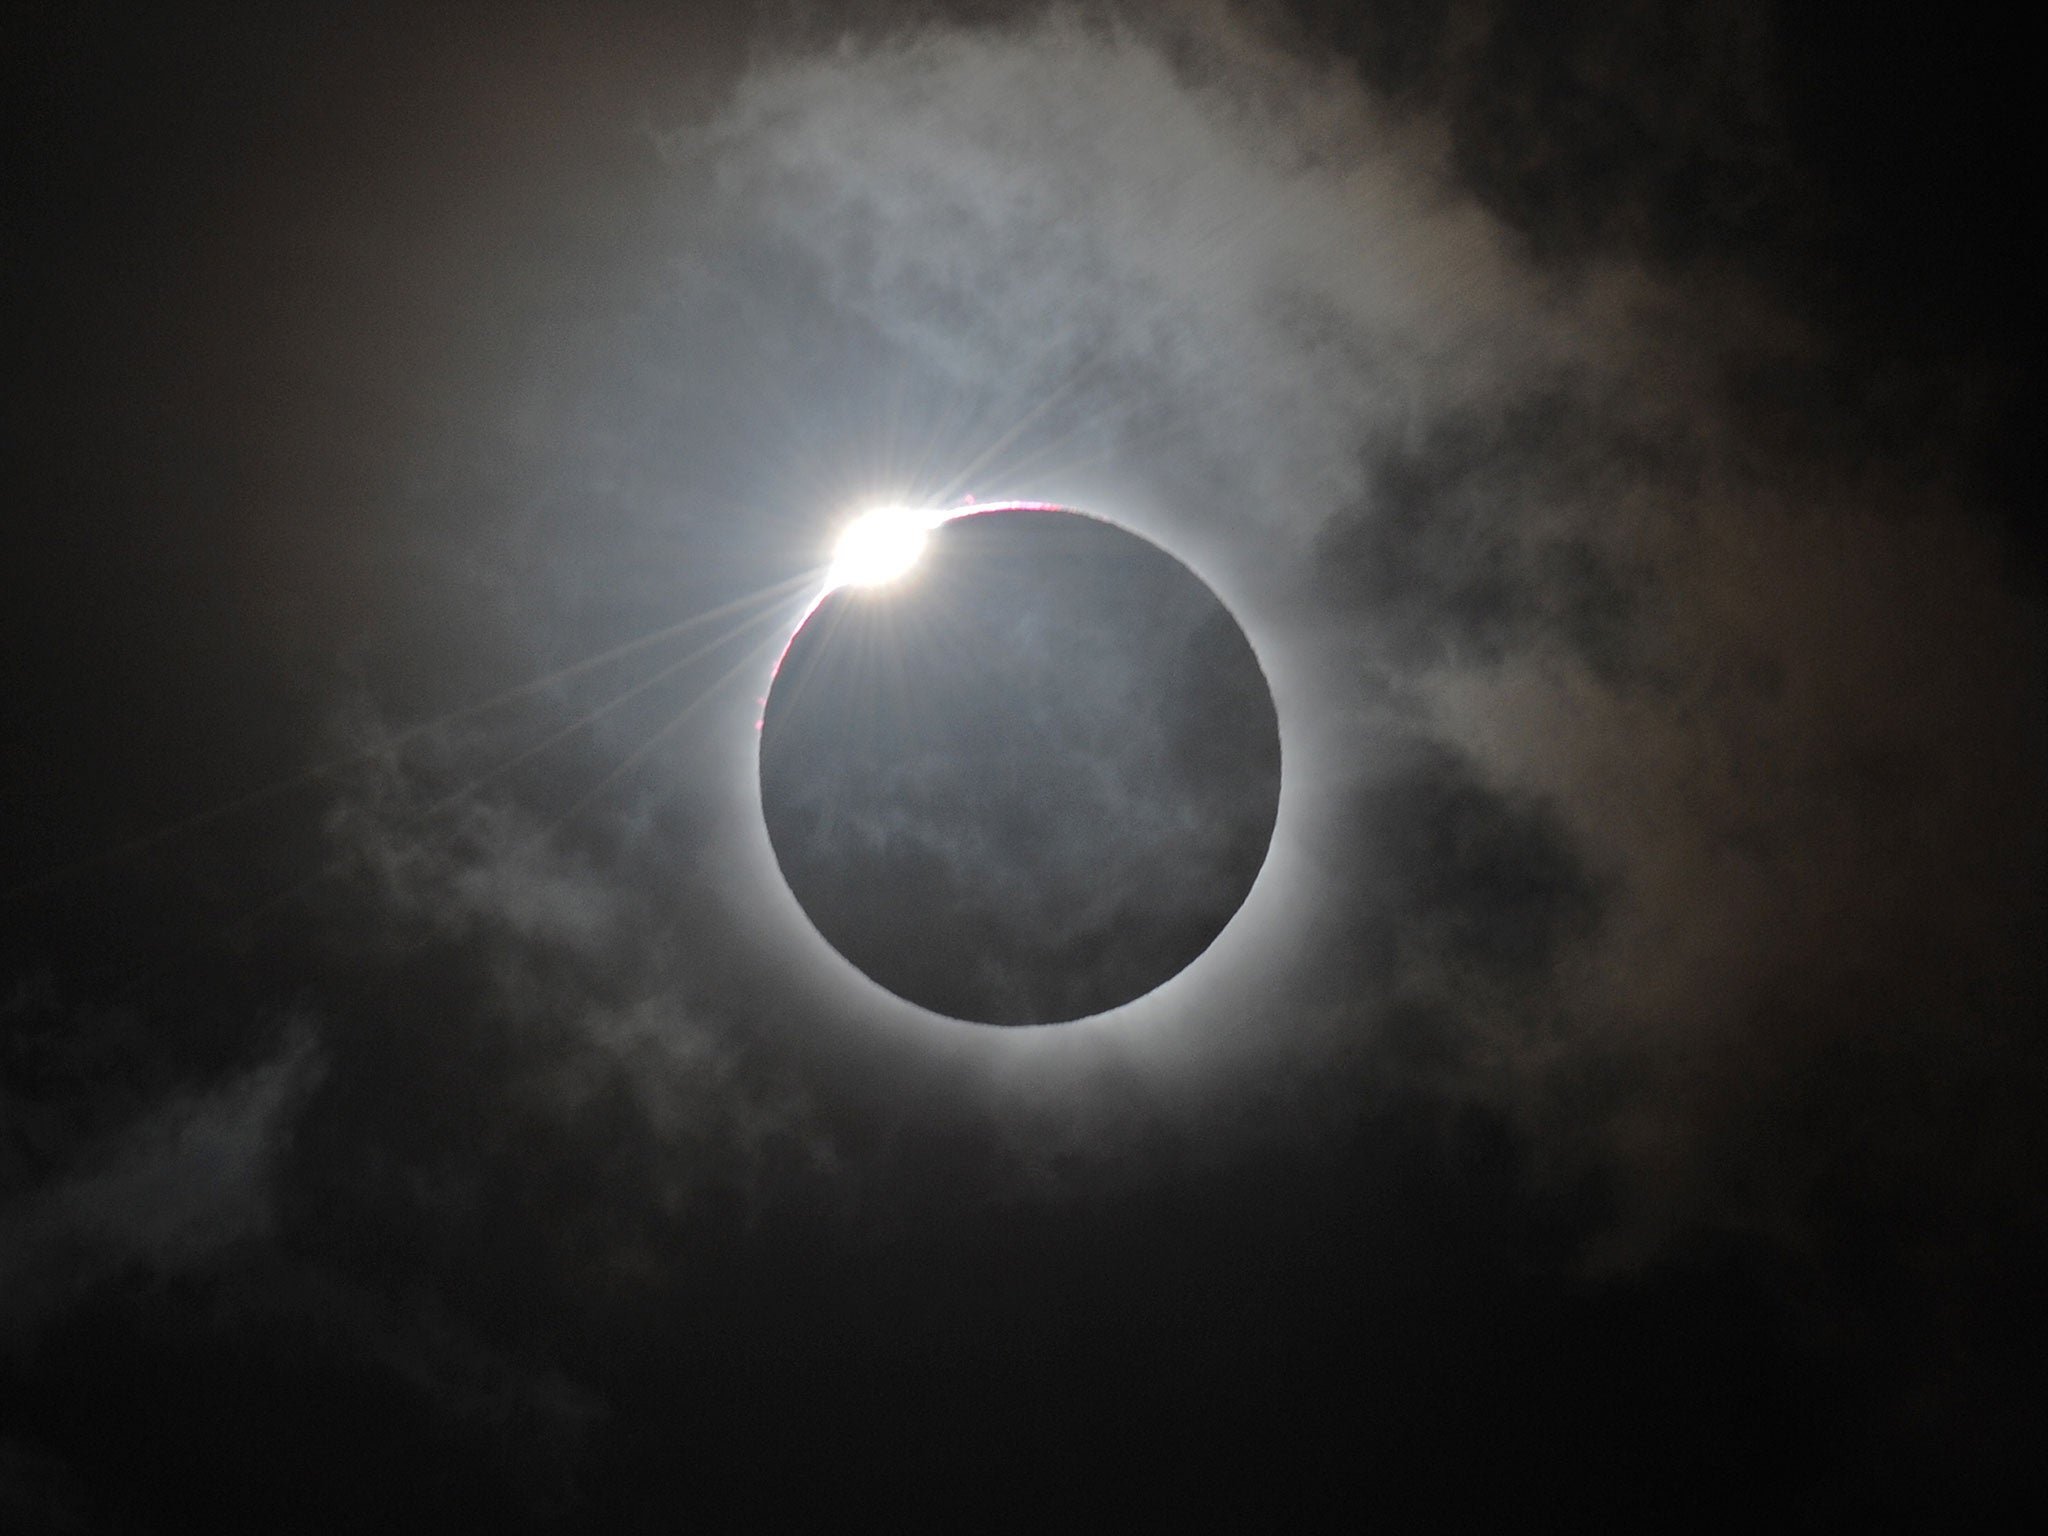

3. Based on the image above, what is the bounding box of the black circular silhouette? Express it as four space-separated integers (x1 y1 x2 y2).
759 507 1280 1024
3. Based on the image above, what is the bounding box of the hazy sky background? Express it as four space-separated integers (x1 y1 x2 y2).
5 2 2042 1526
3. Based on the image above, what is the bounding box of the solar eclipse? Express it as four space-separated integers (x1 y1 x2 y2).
759 505 1282 1024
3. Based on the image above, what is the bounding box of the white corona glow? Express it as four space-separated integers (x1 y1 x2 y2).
827 506 937 590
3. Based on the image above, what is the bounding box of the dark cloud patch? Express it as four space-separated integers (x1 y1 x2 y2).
1 1003 322 1340
6 1262 603 1532
267 735 845 1333
1319 386 1652 678
1433 0 1793 265
1361 742 1601 989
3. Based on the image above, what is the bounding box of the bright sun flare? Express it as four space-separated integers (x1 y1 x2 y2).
827 506 937 589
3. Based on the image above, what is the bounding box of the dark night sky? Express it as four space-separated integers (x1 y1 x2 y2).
4 2 2044 1528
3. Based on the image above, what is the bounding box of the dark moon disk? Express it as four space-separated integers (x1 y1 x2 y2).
759 507 1281 1025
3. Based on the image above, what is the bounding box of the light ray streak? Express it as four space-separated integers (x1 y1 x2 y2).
126 597 800 970
540 631 786 842
408 598 795 824
2 570 817 904
926 351 1106 508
